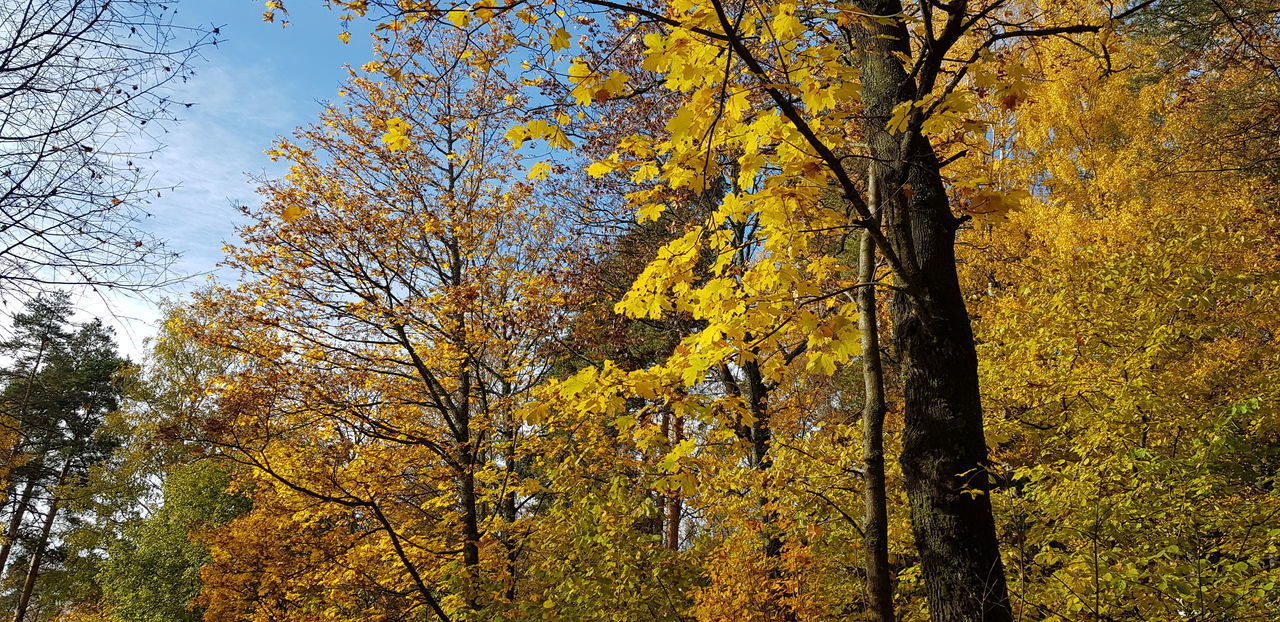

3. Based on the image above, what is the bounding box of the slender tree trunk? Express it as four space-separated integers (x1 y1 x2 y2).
498 382 520 602
458 447 481 569
455 336 481 573
741 359 796 621
456 456 484 609
0 477 36 576
743 359 771 473
12 461 68 622
664 415 683 551
451 354 481 611
0 336 49 577
858 173 896 622
443 179 481 574
854 2 1012 620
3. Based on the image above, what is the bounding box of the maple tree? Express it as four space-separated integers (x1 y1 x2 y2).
5 1 1279 621
229 0 1276 620
952 22 1280 620
185 28 569 620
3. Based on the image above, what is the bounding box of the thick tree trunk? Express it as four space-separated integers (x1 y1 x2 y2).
854 2 1012 620
888 210 1010 622
857 173 895 622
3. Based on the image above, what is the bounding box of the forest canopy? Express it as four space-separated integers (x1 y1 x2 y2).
0 0 1278 621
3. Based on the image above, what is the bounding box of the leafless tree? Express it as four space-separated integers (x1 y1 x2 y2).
0 0 218 305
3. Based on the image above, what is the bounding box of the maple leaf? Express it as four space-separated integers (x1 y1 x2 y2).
380 116 411 151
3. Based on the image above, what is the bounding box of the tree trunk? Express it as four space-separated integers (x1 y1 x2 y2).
12 461 68 622
664 415 683 551
854 2 1012 620
458 448 481 569
499 396 520 602
455 357 481 571
741 359 796 621
0 477 36 576
858 173 896 622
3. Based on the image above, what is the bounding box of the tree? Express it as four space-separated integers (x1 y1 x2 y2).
951 24 1280 619
0 293 126 622
286 2 1188 618
0 0 218 299
194 2 1278 620
189 28 566 620
97 461 246 622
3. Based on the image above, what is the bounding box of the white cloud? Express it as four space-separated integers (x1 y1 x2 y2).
71 63 311 360
29 7 371 361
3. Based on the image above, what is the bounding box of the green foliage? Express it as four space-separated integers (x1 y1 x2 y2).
98 462 247 622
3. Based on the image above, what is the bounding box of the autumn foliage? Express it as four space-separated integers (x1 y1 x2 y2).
4 1 1279 621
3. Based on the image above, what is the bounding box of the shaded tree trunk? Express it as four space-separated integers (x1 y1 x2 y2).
498 389 520 602
458 444 481 569
0 476 36 576
664 414 683 551
854 2 1012 620
12 461 68 622
742 359 796 621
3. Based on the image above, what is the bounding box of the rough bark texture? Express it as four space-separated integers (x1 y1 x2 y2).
854 1 1013 620
858 174 895 622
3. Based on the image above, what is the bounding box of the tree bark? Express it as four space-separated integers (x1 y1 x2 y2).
458 443 481 569
12 461 68 622
0 476 36 577
858 173 896 622
741 359 796 620
664 415 683 551
854 2 1012 620
499 388 520 602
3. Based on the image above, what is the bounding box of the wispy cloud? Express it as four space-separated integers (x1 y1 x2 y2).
56 2 370 360
78 63 315 359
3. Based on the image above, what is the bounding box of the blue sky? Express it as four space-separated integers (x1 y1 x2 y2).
77 1 375 357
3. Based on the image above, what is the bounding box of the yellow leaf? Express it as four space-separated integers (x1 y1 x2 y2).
446 9 471 27
281 204 306 222
586 160 615 178
505 124 528 149
550 27 571 51
637 203 665 223
381 116 411 151
886 101 913 134
567 59 591 84
602 70 629 95
527 161 551 181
